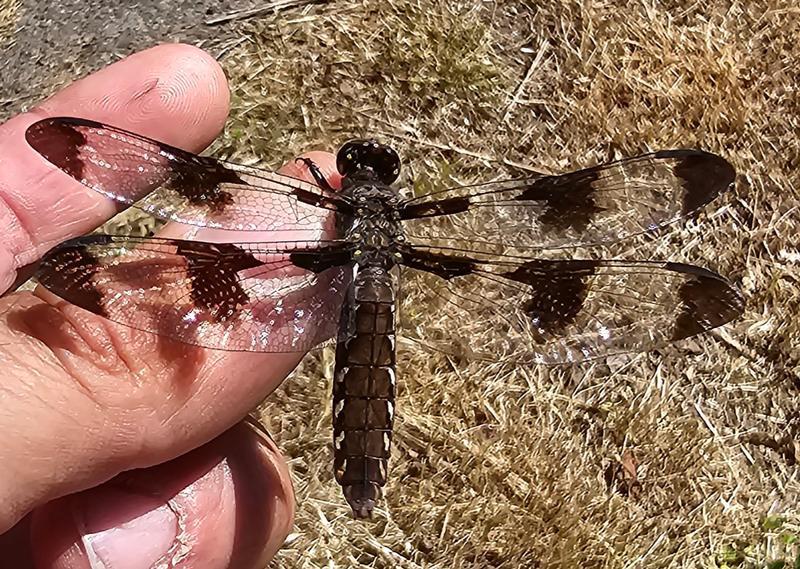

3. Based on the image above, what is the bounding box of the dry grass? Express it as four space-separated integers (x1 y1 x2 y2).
99 0 799 566
0 0 20 47
203 1 800 567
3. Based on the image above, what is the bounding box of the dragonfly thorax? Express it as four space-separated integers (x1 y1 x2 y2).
338 183 402 268
342 180 402 237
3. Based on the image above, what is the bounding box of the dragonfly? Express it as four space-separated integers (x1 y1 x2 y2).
25 117 744 518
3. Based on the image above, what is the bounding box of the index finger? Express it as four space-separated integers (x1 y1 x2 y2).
0 43 230 292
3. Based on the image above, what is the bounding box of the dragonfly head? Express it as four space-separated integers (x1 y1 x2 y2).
337 139 400 185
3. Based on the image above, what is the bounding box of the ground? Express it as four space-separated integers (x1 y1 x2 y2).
2 0 799 568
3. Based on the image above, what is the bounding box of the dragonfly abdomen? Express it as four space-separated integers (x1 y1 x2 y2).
333 264 396 518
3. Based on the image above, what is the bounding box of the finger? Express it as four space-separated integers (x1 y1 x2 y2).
0 152 338 533
29 423 294 569
0 43 230 293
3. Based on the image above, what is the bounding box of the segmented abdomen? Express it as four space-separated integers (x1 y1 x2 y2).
333 264 396 518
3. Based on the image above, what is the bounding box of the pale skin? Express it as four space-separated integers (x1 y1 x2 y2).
0 44 340 568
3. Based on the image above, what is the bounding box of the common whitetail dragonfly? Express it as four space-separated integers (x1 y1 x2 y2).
25 117 744 518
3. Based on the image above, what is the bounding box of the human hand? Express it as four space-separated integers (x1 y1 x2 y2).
0 44 338 568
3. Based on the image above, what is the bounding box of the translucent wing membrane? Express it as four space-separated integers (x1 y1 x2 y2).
36 235 353 352
25 117 350 234
400 150 735 252
28 119 741 362
28 120 742 520
399 245 744 364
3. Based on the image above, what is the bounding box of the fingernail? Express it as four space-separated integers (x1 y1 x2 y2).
74 488 178 569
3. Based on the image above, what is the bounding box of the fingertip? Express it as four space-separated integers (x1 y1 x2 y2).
31 43 230 152
0 44 231 267
133 44 230 149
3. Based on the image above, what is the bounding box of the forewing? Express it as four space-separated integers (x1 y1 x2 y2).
36 235 353 352
25 117 349 234
399 247 744 364
400 150 735 252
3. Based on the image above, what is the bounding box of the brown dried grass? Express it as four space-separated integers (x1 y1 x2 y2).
14 0 785 566
0 0 19 47
201 1 800 567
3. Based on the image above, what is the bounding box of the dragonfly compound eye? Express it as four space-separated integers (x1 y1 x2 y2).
336 139 401 185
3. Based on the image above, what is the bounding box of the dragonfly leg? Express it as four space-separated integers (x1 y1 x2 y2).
295 157 336 193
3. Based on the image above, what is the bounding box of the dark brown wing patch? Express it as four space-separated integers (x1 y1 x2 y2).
290 247 354 274
503 259 598 332
399 196 471 219
25 119 88 180
515 170 601 233
669 262 744 340
37 237 108 316
402 149 736 253
25 117 347 235
176 242 262 322
400 247 744 364
399 248 476 279
664 150 736 214
168 155 242 211
35 235 349 353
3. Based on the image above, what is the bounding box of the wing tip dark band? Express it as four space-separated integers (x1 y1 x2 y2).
25 117 91 180
656 149 736 215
